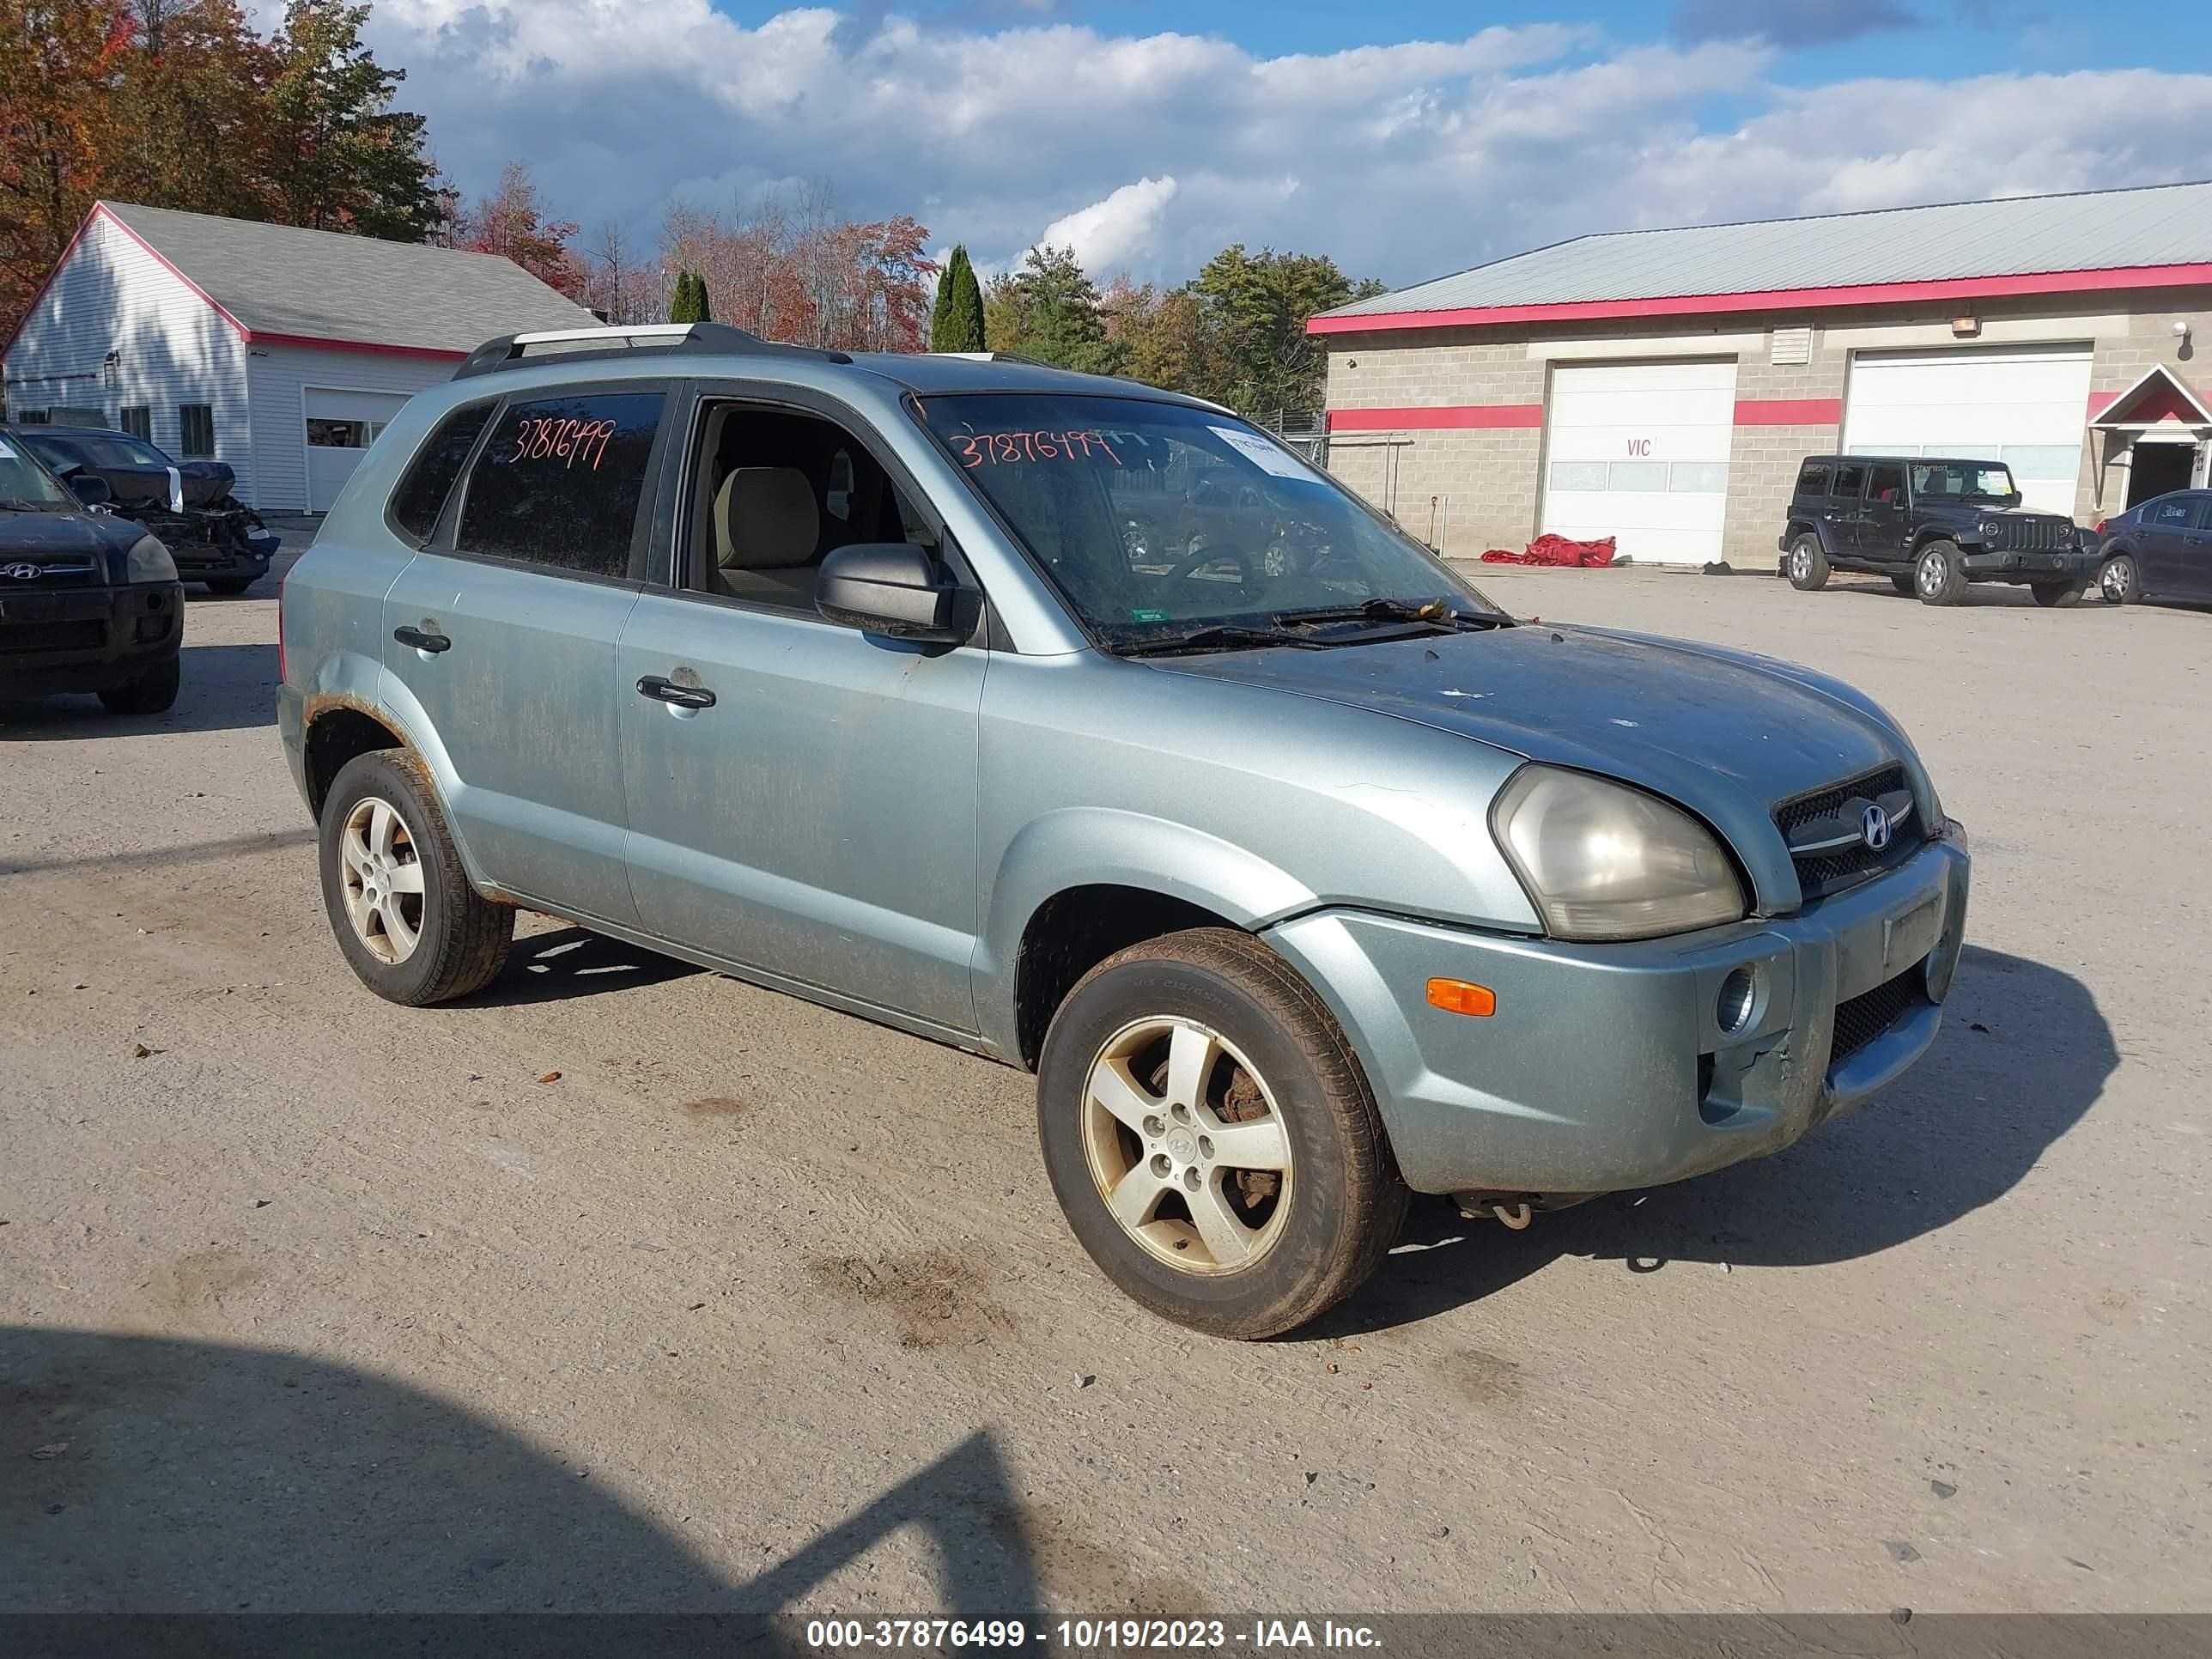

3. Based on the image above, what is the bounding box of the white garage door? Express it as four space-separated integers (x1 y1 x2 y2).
1842 344 2092 517
1540 361 1738 565
304 388 410 512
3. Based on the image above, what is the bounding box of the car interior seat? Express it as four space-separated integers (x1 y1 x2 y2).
714 466 822 607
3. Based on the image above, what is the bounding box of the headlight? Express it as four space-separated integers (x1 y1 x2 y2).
125 533 178 584
1490 766 1747 940
1979 519 2003 538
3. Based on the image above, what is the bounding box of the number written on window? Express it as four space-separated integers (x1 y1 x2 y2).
456 392 662 578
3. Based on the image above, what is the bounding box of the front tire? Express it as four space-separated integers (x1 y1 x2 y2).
319 750 514 1006
2098 553 2141 605
1037 928 1409 1340
1915 540 1969 605
97 657 180 714
1785 535 1830 591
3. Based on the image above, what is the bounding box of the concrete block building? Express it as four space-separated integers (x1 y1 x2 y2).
1311 181 2212 565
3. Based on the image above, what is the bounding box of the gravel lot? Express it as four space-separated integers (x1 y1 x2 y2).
2 553 2205 1620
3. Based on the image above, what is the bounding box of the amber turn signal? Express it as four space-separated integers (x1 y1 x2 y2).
1425 977 1497 1017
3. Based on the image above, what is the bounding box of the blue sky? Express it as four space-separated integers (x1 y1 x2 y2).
367 1 2212 291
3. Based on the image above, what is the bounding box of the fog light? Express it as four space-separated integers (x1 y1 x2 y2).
1716 967 1758 1036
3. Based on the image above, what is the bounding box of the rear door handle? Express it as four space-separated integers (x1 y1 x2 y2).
393 625 451 653
636 674 716 711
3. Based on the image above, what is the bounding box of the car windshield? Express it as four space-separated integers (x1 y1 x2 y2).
0 437 74 508
49 433 173 470
919 392 1504 649
1911 461 2017 504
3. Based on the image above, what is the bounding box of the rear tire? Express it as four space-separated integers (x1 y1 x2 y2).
1036 927 1409 1340
2031 580 2084 608
2098 553 2141 605
97 657 180 715
1914 540 1968 606
319 750 514 1006
1785 535 1830 591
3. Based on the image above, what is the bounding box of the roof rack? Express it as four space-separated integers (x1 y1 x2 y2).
453 321 853 380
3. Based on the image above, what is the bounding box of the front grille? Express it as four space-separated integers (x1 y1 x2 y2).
1774 763 1921 898
0 559 101 588
0 618 104 654
1831 963 1929 1069
1995 518 2068 553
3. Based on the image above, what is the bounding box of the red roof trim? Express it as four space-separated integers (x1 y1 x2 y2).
1735 398 1843 426
1327 404 1544 432
248 331 465 362
1309 263 2212 337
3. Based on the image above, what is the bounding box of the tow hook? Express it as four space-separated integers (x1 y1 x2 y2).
1455 1193 1535 1229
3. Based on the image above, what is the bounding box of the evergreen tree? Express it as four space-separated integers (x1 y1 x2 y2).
999 245 1125 376
929 244 985 352
670 270 709 323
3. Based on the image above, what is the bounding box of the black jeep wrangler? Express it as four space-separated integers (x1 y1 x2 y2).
1778 454 2098 606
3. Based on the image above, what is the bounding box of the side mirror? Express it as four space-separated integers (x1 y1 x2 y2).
67 472 112 507
816 542 968 643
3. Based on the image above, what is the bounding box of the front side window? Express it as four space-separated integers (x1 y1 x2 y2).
455 390 663 577
1911 461 2016 503
919 392 1500 647
1867 462 1907 505
179 404 215 458
391 401 495 544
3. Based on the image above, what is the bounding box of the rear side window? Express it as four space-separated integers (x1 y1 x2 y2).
2148 498 2192 528
391 401 495 544
1832 463 1867 498
454 391 663 578
1795 461 1830 497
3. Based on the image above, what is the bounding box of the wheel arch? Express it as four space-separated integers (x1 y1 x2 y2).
981 810 1319 1066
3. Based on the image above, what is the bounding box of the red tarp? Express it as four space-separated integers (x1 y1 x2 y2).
1480 534 1617 568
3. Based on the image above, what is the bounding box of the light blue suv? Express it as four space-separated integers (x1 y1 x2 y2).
278 324 1971 1338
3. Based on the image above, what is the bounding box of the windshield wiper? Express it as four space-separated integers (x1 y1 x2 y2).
0 498 58 512
1272 598 1509 631
1115 623 1328 657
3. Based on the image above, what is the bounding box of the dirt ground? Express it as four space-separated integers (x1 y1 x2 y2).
2 555 2205 1620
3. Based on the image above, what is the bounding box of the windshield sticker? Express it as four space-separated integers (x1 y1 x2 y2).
508 416 617 471
1208 425 1310 480
954 430 1122 468
1129 608 1170 622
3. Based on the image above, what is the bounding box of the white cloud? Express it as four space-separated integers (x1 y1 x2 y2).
367 6 2212 291
1036 177 1181 271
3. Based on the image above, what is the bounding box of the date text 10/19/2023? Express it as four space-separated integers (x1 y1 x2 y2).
804 1619 1382 1650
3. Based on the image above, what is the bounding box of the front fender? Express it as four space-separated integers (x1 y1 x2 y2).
973 807 1319 1057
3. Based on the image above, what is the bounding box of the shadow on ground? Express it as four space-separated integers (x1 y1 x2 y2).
0 642 278 739
471 926 704 1006
2 1326 1041 1645
1310 943 2114 1338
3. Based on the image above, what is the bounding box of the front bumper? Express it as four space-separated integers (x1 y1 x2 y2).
1960 544 2097 583
1267 826 1971 1196
0 581 183 692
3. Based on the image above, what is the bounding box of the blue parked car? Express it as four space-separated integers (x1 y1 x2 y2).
277 324 1971 1337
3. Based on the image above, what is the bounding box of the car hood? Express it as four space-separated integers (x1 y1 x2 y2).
1153 623 1919 907
0 507 143 562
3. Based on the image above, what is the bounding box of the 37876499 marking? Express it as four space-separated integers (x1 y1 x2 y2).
805 1619 1033 1649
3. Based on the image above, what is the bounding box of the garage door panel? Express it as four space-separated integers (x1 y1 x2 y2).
1843 345 2090 517
1540 359 1738 565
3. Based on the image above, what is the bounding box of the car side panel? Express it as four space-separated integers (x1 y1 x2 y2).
279 527 419 811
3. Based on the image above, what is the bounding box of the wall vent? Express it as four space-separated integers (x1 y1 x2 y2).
1770 327 1814 366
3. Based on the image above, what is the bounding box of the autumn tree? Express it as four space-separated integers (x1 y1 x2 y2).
451 161 583 296
1102 276 1205 393
930 243 984 353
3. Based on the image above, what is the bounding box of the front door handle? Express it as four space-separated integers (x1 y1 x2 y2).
636 674 717 711
393 625 451 653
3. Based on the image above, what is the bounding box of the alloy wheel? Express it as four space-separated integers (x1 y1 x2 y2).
1790 545 1812 581
1917 550 1945 596
338 795 426 964
2101 560 2133 603
1081 1017 1294 1274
